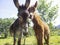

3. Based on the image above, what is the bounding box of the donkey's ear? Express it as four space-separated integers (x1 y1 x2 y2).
25 0 30 8
34 1 37 8
13 0 20 8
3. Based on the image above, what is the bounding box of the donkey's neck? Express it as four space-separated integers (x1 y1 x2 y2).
32 12 43 26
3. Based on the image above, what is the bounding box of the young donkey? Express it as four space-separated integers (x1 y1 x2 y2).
28 2 50 45
10 0 31 45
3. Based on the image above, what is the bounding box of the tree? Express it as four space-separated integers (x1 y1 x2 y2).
0 18 15 38
37 0 58 29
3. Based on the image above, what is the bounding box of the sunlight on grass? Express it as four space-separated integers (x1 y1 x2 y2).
0 37 13 45
21 36 37 45
50 36 60 45
0 36 60 45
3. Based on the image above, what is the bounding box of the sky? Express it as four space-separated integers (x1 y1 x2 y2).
52 0 60 26
0 0 60 26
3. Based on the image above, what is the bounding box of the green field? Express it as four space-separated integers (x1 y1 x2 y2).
0 36 60 45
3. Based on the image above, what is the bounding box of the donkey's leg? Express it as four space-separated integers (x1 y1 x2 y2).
18 37 21 45
46 34 49 45
44 35 47 44
39 32 44 45
18 31 22 45
44 34 49 45
35 29 44 45
13 32 16 45
36 33 44 45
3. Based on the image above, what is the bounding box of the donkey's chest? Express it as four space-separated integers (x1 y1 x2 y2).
16 24 26 34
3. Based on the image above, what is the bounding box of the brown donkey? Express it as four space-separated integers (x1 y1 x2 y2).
10 0 31 45
28 1 50 45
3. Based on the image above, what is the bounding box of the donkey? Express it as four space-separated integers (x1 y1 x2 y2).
10 0 31 45
28 1 50 45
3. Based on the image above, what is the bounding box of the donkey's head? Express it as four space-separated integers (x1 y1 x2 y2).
13 0 30 23
28 1 38 19
28 1 37 13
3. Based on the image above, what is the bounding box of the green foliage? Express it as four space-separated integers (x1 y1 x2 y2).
28 27 35 36
51 29 60 36
37 0 58 29
0 18 15 37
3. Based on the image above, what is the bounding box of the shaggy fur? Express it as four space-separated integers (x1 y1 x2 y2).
10 0 30 45
10 18 29 45
31 12 50 45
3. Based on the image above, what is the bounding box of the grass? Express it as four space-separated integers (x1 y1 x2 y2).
50 36 60 45
0 36 60 45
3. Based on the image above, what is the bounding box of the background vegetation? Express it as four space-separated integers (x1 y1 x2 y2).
0 0 60 45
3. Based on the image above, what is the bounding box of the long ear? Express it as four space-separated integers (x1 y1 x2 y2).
25 0 30 8
34 1 37 8
13 0 20 8
28 1 37 13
